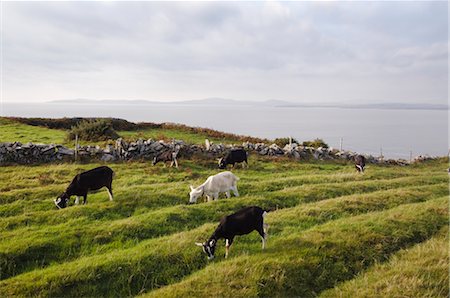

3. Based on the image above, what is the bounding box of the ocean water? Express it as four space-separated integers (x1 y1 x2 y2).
1 102 448 159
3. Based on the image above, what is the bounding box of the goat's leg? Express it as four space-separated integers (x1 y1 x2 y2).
231 185 239 197
225 191 231 198
107 186 114 201
225 238 234 258
257 226 267 249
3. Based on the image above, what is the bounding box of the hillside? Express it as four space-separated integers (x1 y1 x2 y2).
0 117 267 146
0 118 448 297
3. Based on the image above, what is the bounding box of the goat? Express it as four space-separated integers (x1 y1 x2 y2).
152 149 179 168
189 171 239 204
54 166 114 209
218 148 248 169
195 206 268 259
354 155 366 173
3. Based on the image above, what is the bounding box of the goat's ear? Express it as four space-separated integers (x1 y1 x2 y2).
190 185 194 191
195 242 204 247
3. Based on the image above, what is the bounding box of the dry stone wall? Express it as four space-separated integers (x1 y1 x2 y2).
0 138 429 166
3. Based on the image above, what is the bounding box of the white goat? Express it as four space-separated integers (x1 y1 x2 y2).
189 171 239 204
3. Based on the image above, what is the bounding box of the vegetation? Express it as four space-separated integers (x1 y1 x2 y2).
303 138 329 148
146 197 447 298
0 119 448 297
273 137 299 147
0 118 66 144
4 117 268 145
68 119 120 142
321 227 449 298
6 116 143 131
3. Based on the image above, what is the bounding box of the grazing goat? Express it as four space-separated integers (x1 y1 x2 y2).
354 155 366 173
54 166 114 209
218 148 248 169
189 171 239 204
195 206 268 259
152 149 179 168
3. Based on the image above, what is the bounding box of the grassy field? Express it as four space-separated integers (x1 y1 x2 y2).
0 119 448 297
0 117 246 146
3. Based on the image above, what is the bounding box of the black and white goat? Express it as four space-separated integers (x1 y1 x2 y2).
152 148 179 168
54 166 114 209
218 148 248 169
195 206 268 259
354 155 366 173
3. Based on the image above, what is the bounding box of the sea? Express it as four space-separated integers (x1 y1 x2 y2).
1 102 448 160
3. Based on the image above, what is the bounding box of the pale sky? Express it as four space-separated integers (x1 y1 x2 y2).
2 1 448 103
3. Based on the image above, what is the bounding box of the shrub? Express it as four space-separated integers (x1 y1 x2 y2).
68 119 120 141
8 117 144 131
273 137 299 147
302 138 329 148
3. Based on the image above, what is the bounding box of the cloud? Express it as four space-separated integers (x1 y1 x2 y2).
2 1 448 103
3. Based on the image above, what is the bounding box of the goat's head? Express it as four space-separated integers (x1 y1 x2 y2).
54 192 70 209
188 185 203 204
356 164 365 173
218 157 226 169
195 239 216 260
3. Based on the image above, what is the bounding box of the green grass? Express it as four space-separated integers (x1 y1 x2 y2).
321 227 449 298
0 118 67 145
0 120 448 297
118 127 239 144
144 197 448 298
0 117 243 145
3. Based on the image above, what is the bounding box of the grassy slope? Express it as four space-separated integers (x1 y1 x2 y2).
320 227 449 298
118 127 239 144
0 117 242 145
0 159 447 296
0 120 448 297
144 197 448 298
0 118 67 145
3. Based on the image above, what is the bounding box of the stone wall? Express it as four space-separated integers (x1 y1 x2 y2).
0 138 432 166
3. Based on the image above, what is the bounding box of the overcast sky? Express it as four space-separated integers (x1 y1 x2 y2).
2 1 448 104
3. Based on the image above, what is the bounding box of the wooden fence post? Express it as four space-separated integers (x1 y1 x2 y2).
74 134 78 162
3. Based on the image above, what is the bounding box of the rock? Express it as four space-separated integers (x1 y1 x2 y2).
57 147 74 155
149 142 163 152
259 147 269 155
101 154 115 162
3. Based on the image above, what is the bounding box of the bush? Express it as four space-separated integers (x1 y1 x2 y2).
8 117 144 131
68 119 120 141
273 137 299 147
302 138 329 149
